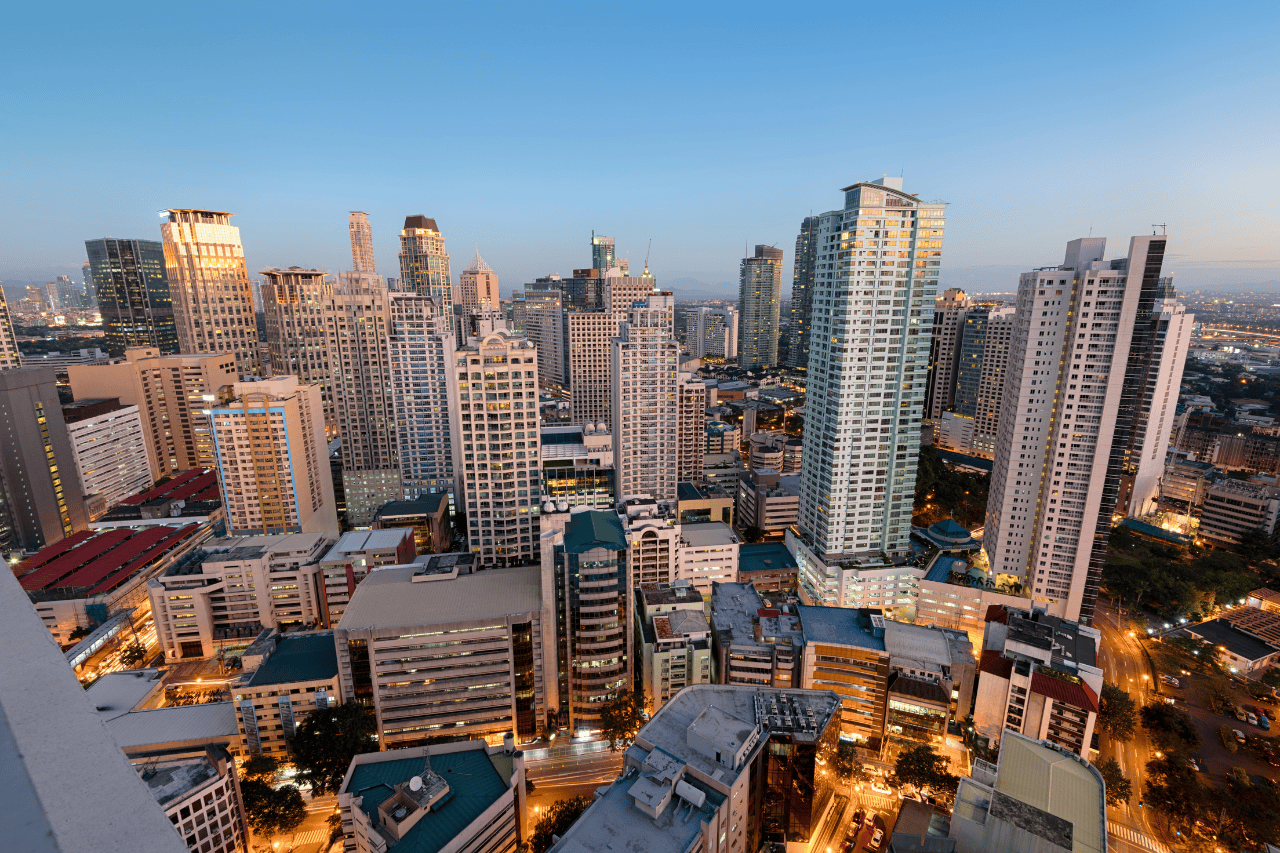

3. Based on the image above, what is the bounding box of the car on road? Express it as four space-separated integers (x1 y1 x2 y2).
870 781 892 796
1234 729 1247 744
1247 712 1259 726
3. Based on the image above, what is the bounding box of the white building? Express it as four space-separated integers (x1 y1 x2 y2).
317 526 416 626
622 498 681 586
141 746 248 853
389 294 457 500
445 330 542 567
612 293 680 502
983 236 1169 624
62 399 155 512
635 583 714 711
689 306 739 359
674 522 741 594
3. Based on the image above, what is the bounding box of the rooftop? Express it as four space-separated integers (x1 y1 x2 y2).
324 528 413 561
563 510 627 553
679 522 740 548
344 744 510 853
141 755 221 807
888 674 949 705
105 702 239 754
1184 617 1280 662
654 610 710 640
247 632 339 687
999 607 1098 670
641 583 705 608
738 541 798 576
15 524 203 595
338 563 542 631
122 469 219 505
796 604 887 652
883 620 971 670
86 669 164 720
990 731 1106 853
710 582 803 649
199 531 332 565
376 494 449 518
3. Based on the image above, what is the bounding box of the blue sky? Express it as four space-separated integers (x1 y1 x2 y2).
3 1 1277 297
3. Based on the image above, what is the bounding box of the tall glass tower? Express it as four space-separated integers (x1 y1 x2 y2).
85 237 179 358
398 216 452 313
737 245 783 370
788 216 819 369
790 178 945 612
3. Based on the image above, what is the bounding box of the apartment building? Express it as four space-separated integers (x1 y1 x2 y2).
621 498 681 586
677 372 707 484
316 527 416 626
389 294 457 501
634 583 714 711
62 398 155 513
234 631 340 758
674 522 740 594
710 581 804 689
924 288 970 426
1197 479 1280 548
141 746 248 853
612 293 681 502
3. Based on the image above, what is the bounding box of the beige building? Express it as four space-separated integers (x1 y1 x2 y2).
335 555 552 747
970 305 1016 457
612 293 680 501
710 581 804 689
148 531 334 660
747 431 801 474
349 211 377 273
160 209 260 376
141 746 248 853
735 468 800 535
622 499 680 586
316 527 416 626
567 310 619 426
69 347 239 479
0 286 18 371
674 522 740 594
445 331 542 567
210 375 338 535
1198 479 1280 548
677 372 707 484
399 215 452 313
459 250 500 312
635 583 714 711
260 267 334 428
235 631 340 758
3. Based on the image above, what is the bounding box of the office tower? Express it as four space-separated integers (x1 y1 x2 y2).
81 260 96 306
85 238 179 358
69 347 237 479
389 293 457 500
348 211 376 273
334 554 553 745
523 287 568 391
260 267 333 426
1120 280 1194 516
44 280 60 311
445 330 542 567
56 275 81 310
983 236 1168 624
689 306 739 359
540 507 631 735
923 288 969 425
539 424 617 510
510 290 526 331
788 216 819 369
317 527 415 625
0 287 19 371
0 368 89 552
458 249 499 312
567 311 620 427
791 178 943 607
612 293 680 502
160 209 260 376
327 272 401 525
601 271 656 314
677 372 707 483
591 231 628 274
398 215 452 312
209 375 338 535
24 283 45 312
61 398 154 512
737 245 783 370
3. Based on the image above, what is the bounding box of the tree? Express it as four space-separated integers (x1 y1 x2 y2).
240 778 305 843
600 691 643 752
893 744 958 795
68 625 91 643
1139 703 1201 756
528 795 592 853
242 752 279 781
289 703 376 795
1096 757 1132 805
831 740 869 784
1097 682 1138 742
120 643 146 668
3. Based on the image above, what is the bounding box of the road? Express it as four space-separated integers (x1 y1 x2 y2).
1094 601 1170 853
525 746 625 820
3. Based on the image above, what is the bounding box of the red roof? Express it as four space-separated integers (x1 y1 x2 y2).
18 528 135 591
979 650 1013 679
85 525 200 595
1031 671 1099 714
11 530 96 578
985 604 1009 624
121 469 205 505
758 608 781 618
166 471 220 502
57 526 177 590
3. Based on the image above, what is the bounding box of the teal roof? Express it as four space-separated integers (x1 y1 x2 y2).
796 605 886 651
247 633 339 687
346 748 509 853
738 542 798 574
930 518 970 538
563 510 627 553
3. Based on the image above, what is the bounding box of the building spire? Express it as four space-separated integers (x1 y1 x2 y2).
467 248 492 273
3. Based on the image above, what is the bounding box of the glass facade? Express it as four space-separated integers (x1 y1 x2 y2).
759 717 839 847
86 237 178 358
738 245 784 370
788 216 818 369
953 307 989 416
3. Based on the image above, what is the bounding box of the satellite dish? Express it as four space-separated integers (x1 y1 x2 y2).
409 775 423 792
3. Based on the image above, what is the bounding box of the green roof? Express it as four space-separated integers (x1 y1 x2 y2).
346 747 509 853
563 510 627 553
738 542 798 574
246 633 339 687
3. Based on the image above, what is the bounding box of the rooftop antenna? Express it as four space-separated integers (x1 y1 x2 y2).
1152 223 1167 235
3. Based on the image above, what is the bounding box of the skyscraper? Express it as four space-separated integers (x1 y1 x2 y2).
612 293 680 502
446 330 542 566
523 286 568 391
0 287 19 372
969 306 1016 457
389 293 457 500
689 306 739 359
81 260 96 307
458 250 499 312
0 368 89 552
791 177 943 610
738 245 784 370
348 211 376 273
161 209 261 375
85 238 179 359
677 372 707 483
788 216 819 369
210 375 338 535
55 275 81 310
923 288 969 426
591 232 628 274
260 268 333 428
398 215 452 313
983 236 1170 624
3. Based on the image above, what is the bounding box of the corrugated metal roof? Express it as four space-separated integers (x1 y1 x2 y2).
563 510 626 553
993 733 1105 853
1029 672 1099 714
338 564 542 630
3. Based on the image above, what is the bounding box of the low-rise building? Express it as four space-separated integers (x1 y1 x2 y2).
1158 456 1219 511
372 495 451 555
338 738 526 853
795 606 892 749
1198 479 1280 548
737 542 799 593
972 605 1101 758
91 469 224 531
710 581 803 688
148 532 335 660
949 731 1105 853
335 554 552 747
235 631 341 758
675 522 740 594
676 481 734 526
704 420 740 454
1183 616 1280 676
916 555 1030 647
141 745 248 853
635 583 714 711
735 468 800 536
747 431 801 474
317 527 416 626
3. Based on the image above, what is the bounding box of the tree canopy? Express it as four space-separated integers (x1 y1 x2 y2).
1096 757 1132 805
893 744 958 795
600 691 643 752
1097 682 1137 742
528 795 592 853
240 778 305 842
1139 703 1201 756
241 752 280 781
289 703 376 795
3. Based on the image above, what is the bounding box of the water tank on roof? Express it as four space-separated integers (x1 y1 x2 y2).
543 501 556 513
596 421 607 433
557 499 569 512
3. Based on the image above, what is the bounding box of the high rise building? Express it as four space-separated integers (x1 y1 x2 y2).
44 280 60 311
458 250 499 312
85 238 179 358
689 306 739 359
68 348 238 479
923 288 969 425
260 267 333 426
61 398 155 512
398 215 452 313
56 275 82 310
523 286 568 391
0 368 89 552
160 209 260 376
968 306 1016 457
952 305 990 416
612 293 680 502
737 245 784 370
983 236 1169 624
348 211 377 273
791 178 943 609
209 375 338 536
1118 280 1194 517
677 372 707 483
591 232 628 274
445 330 542 566
81 260 96 306
788 216 819 369
389 294 457 500
0 287 19 371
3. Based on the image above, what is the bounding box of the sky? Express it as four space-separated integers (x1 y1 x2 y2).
4 1 1279 298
